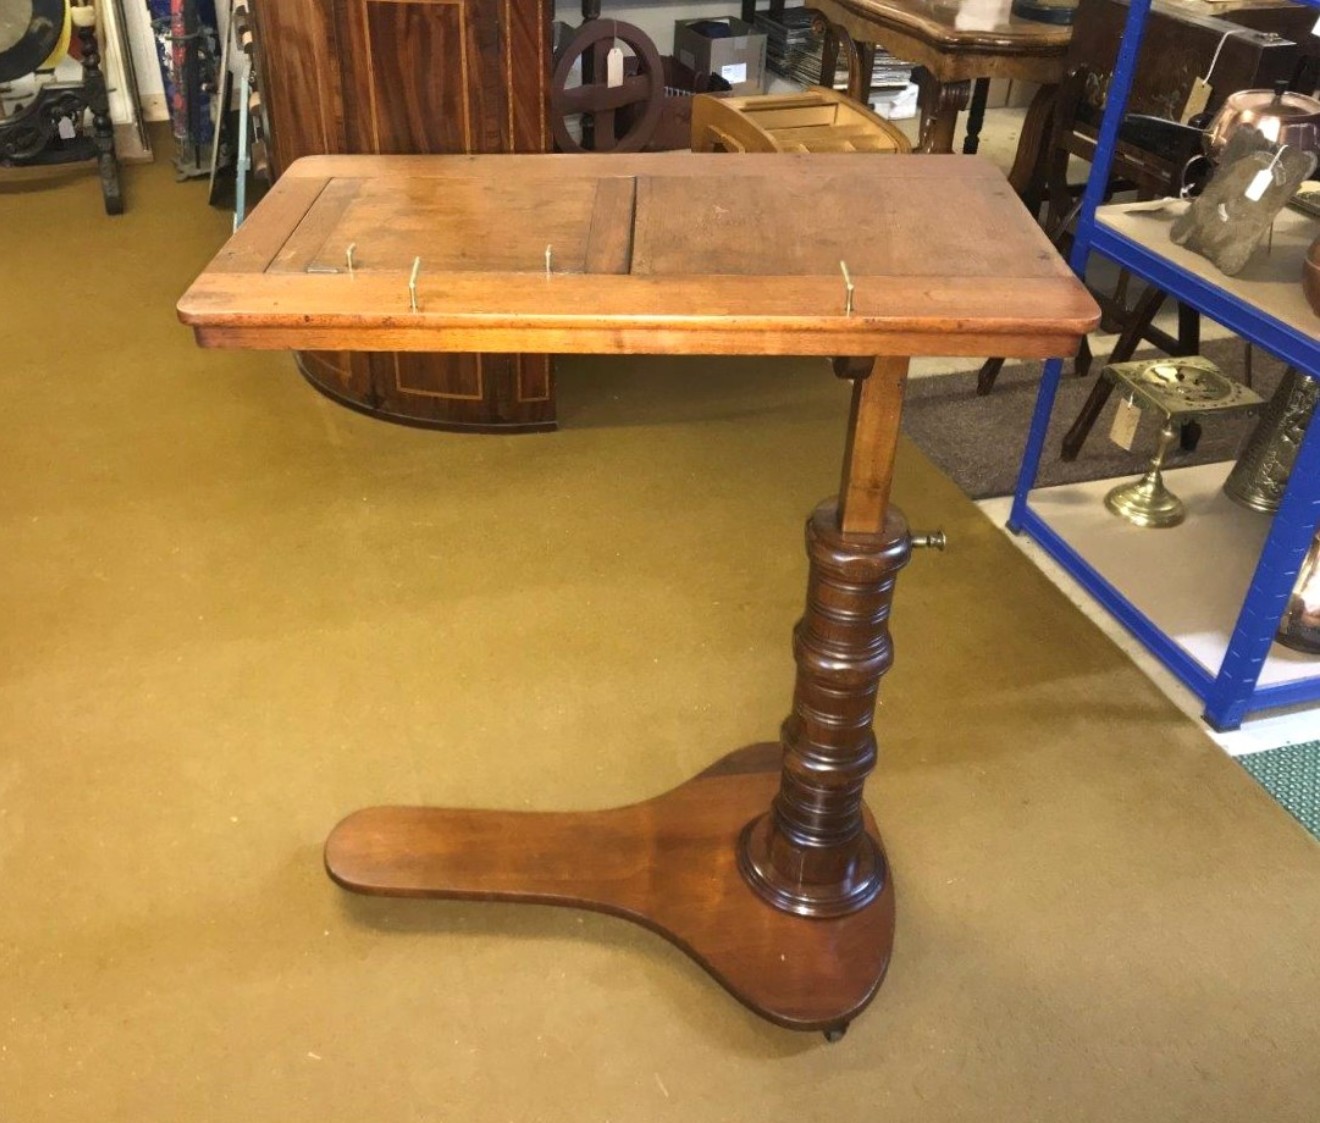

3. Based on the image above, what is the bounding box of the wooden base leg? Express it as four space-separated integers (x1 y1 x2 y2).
326 496 908 1033
326 741 895 1031
326 357 913 1034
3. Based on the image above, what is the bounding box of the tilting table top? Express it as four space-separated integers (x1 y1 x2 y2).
178 152 1097 360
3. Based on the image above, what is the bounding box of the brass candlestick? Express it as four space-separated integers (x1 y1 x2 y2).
1106 419 1186 527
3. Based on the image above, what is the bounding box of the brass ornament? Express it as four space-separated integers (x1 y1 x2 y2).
1105 420 1187 528
1224 366 1319 514
1100 356 1263 529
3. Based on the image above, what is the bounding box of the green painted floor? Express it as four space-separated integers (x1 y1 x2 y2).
1242 741 1320 841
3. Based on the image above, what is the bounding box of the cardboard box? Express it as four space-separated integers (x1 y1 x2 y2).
673 18 767 96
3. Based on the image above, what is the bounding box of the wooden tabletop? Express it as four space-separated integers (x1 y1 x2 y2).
807 0 1069 84
813 0 1072 54
178 153 1097 359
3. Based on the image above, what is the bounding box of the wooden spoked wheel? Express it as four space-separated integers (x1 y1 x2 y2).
549 20 664 153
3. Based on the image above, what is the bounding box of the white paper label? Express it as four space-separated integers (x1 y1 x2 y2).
720 62 748 84
58 117 76 140
606 46 624 89
1180 77 1211 125
1245 168 1274 202
1109 397 1141 451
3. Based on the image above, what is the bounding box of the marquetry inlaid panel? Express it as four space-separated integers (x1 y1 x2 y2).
249 0 555 432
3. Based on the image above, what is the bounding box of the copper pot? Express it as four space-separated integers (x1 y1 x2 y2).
1203 82 1320 163
1278 528 1320 655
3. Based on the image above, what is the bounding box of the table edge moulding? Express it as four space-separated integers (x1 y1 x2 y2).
1007 0 1320 733
178 150 1098 1037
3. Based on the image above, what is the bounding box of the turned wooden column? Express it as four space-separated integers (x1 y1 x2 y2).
739 356 910 917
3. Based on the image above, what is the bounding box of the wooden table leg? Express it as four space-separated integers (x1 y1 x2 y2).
962 78 991 155
915 68 971 154
325 357 913 1035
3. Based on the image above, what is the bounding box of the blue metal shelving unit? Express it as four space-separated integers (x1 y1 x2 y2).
1007 0 1320 732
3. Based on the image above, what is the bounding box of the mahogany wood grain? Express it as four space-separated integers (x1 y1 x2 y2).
179 154 1099 360
184 150 1095 1035
249 0 554 431
807 0 1065 156
582 176 638 275
327 747 894 1032
809 0 1069 86
837 357 908 535
738 501 909 918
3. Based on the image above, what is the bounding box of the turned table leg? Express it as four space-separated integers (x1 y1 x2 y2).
740 356 909 920
325 356 915 1033
962 78 991 155
915 68 971 154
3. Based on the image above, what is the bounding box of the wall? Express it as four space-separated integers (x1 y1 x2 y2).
120 0 169 121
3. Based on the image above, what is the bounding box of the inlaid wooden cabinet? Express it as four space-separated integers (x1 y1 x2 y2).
251 0 555 431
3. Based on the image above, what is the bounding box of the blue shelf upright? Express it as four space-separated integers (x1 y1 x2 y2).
1006 0 1320 732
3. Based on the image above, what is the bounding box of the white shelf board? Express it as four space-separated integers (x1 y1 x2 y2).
1095 199 1320 342
1027 461 1320 689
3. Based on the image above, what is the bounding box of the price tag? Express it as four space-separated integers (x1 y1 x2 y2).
1180 77 1211 125
606 46 624 88
1109 396 1141 451
58 117 76 140
1245 167 1274 202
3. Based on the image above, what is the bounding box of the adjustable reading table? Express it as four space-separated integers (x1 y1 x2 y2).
179 152 1096 1037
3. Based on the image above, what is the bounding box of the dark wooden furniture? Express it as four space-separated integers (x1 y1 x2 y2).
1043 0 1313 237
548 17 665 153
178 151 1097 1035
788 0 1070 154
248 0 555 432
977 0 1315 399
0 2 121 213
998 0 1315 428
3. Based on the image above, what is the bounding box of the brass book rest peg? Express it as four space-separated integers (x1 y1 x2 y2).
409 257 421 313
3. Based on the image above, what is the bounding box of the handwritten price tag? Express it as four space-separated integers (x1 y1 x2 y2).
1109 396 1141 451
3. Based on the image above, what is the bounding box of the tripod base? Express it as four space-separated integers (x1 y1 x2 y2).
325 743 895 1033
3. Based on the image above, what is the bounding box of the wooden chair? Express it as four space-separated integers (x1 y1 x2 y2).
976 0 1313 407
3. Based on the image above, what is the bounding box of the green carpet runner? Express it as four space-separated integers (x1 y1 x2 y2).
1240 741 1320 841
